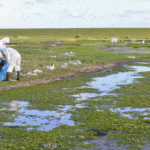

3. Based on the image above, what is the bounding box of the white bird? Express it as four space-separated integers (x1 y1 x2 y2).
142 40 145 44
33 69 43 74
46 64 55 70
50 56 57 58
127 56 136 59
68 58 82 65
60 62 68 68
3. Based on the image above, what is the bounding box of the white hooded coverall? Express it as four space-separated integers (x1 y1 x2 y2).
0 37 21 73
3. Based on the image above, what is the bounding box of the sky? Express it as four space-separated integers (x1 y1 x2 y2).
0 0 150 28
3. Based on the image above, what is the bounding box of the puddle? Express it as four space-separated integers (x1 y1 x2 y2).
71 62 150 120
75 103 86 108
2 62 150 131
81 136 129 150
135 62 150 65
110 107 150 120
72 93 98 101
1 100 88 131
87 64 150 96
3 101 75 131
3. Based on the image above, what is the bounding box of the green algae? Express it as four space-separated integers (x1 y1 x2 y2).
1 29 150 149
1 63 150 149
0 126 95 150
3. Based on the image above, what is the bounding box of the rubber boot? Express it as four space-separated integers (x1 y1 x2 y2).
6 72 10 81
16 71 20 81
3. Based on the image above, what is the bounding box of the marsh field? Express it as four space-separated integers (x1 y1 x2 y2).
1 28 150 150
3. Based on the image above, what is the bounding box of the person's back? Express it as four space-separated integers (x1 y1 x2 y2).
0 37 21 81
4 47 21 64
1 47 21 81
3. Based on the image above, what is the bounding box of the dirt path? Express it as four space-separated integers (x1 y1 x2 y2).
1 45 150 92
0 63 117 92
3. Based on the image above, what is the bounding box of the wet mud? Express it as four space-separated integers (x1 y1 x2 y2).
0 63 116 92
1 62 150 149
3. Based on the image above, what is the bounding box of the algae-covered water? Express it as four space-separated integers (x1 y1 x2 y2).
1 62 150 149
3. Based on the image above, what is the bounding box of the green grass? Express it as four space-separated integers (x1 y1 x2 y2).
1 63 150 149
1 28 150 97
1 29 150 149
0 28 150 43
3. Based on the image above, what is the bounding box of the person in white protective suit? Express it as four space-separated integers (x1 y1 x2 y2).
0 37 21 81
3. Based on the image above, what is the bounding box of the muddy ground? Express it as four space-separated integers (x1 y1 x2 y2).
1 46 150 149
1 60 150 149
0 63 116 92
1 45 150 92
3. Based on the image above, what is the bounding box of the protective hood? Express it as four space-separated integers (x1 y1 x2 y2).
0 41 6 50
1 37 10 45
0 37 10 56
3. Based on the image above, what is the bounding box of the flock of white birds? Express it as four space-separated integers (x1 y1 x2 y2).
24 49 82 76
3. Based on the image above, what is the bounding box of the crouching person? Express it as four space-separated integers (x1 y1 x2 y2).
0 38 21 81
4 47 21 81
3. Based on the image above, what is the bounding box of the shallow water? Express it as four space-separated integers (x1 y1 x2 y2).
87 65 150 96
72 93 99 101
85 63 150 119
3 101 75 131
2 100 88 131
2 62 150 131
110 107 150 120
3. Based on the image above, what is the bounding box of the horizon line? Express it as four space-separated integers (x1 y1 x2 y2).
0 27 150 29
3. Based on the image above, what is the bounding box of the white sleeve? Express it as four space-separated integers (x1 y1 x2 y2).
0 51 3 58
2 49 10 63
6 51 11 63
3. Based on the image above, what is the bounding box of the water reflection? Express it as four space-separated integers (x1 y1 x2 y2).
88 65 150 96
8 101 22 113
4 101 75 131
2 62 150 131
72 93 98 101
110 107 150 120
72 62 150 120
